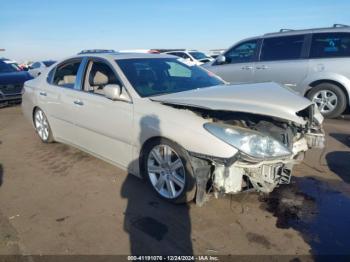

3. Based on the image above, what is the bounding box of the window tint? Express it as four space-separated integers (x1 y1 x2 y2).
85 61 119 95
53 60 81 89
225 40 258 64
260 35 304 61
310 33 350 58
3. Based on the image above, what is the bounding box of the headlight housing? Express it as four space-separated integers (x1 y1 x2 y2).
204 123 292 160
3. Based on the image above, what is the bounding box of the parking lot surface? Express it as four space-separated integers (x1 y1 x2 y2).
0 105 349 256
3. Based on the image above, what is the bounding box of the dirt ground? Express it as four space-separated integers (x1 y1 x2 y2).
0 105 349 257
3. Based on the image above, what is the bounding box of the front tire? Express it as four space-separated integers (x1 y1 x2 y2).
307 83 347 118
34 108 54 143
143 138 196 204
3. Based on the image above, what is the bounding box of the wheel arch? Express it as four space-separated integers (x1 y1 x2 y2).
32 106 40 125
305 79 350 105
138 135 207 204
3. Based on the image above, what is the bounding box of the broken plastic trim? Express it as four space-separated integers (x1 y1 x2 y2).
189 151 242 206
188 151 240 167
189 156 212 207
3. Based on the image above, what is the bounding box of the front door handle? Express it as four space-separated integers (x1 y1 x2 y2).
73 100 84 106
39 92 47 96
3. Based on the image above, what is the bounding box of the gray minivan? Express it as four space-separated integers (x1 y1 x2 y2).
204 24 350 118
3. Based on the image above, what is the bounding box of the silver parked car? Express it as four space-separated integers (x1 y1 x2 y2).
22 51 324 205
204 24 350 118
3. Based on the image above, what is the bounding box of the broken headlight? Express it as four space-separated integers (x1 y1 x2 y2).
204 123 292 160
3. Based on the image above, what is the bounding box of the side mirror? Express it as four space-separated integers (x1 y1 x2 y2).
216 55 226 65
104 84 131 102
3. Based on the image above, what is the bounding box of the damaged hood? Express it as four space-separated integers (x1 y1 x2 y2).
151 82 313 125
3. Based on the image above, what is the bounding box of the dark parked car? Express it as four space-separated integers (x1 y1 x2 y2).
0 58 33 103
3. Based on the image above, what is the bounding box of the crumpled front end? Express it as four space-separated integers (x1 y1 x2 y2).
188 104 325 205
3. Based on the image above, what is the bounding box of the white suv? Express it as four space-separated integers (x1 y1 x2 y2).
164 50 214 65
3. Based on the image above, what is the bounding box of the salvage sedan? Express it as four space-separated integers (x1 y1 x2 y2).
22 52 325 205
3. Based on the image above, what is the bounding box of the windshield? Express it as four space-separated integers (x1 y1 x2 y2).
116 58 224 97
0 61 18 73
189 52 210 60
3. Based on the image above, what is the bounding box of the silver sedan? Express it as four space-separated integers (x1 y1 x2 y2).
22 52 325 205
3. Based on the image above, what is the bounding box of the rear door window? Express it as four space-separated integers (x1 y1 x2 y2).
310 33 350 58
260 35 305 61
53 60 82 89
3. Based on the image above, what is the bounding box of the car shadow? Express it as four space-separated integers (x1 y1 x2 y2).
329 133 350 148
122 115 193 255
326 151 350 184
0 164 3 187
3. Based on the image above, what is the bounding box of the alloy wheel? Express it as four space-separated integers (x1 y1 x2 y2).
312 90 338 114
34 109 50 141
147 144 186 199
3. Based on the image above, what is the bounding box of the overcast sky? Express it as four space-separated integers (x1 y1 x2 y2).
1 0 350 62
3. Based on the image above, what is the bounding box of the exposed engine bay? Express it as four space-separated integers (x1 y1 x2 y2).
168 104 325 205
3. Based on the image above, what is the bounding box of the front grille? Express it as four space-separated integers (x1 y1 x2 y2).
0 84 23 95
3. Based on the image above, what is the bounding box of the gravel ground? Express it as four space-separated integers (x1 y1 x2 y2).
0 105 349 257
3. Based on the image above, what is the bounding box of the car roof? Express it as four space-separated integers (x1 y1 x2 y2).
263 25 350 38
230 25 350 46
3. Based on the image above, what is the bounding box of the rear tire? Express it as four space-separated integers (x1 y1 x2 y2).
307 83 347 118
142 138 196 204
33 108 54 143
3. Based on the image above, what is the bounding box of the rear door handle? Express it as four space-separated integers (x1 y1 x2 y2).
39 92 47 96
73 100 84 106
241 66 253 70
256 65 269 70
